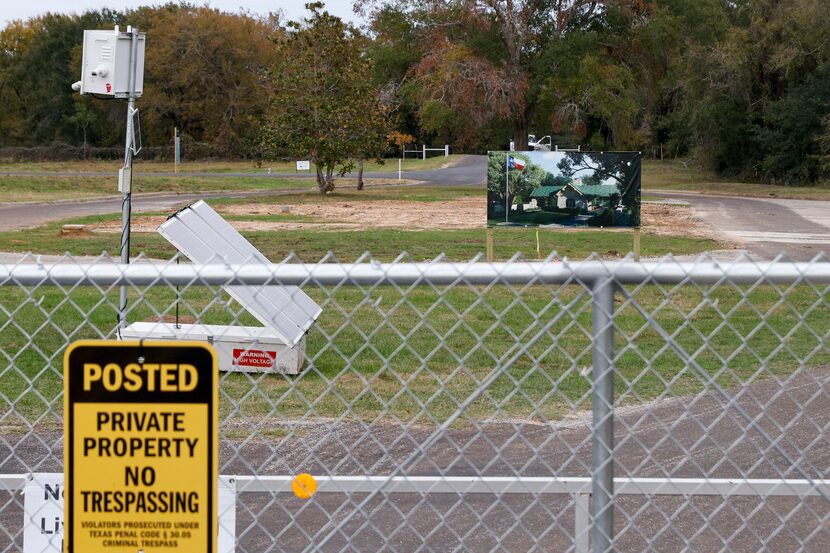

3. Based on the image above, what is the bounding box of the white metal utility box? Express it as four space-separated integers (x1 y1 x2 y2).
119 200 322 375
119 322 306 375
81 26 145 97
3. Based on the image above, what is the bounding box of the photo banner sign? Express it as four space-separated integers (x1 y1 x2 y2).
487 151 641 228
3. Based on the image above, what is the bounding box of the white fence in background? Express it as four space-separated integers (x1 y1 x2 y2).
402 144 449 159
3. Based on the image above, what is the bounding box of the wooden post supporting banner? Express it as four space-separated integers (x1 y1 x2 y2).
634 228 641 261
536 228 541 259
486 228 494 262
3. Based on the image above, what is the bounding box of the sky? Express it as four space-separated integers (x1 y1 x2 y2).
0 1 363 28
517 151 631 185
525 152 593 178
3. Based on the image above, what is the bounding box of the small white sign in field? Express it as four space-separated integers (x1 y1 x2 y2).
296 160 311 171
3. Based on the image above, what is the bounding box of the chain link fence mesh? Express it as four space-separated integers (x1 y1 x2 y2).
1 253 829 552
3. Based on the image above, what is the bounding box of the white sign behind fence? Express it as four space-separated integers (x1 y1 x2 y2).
296 160 310 171
23 474 63 553
23 474 236 553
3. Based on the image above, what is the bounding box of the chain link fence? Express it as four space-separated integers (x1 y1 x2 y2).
1 253 829 552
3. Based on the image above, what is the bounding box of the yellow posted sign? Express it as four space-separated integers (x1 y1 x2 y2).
64 340 218 553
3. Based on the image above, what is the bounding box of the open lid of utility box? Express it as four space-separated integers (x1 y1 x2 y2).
120 322 292 344
157 200 322 348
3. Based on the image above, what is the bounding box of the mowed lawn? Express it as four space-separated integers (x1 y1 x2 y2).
0 155 456 202
642 159 830 199
0 154 462 175
2 274 827 431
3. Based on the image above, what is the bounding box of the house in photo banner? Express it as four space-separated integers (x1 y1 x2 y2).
529 182 620 213
528 185 566 210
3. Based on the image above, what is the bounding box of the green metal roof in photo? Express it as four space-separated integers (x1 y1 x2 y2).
528 184 619 199
529 186 566 198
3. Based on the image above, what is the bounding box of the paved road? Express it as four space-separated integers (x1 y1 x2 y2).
0 155 486 232
651 191 830 260
0 189 283 231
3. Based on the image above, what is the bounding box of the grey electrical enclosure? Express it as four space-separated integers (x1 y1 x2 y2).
158 200 322 348
80 27 145 97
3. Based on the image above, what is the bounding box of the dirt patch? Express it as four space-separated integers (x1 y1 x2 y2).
222 198 484 230
91 197 486 233
87 196 725 247
641 202 729 245
92 215 168 233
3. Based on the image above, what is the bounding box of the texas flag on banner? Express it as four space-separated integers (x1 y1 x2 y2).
508 155 525 171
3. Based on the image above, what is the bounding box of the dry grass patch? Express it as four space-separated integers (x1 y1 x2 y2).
91 196 485 233
641 202 730 245
219 197 483 230
86 195 726 253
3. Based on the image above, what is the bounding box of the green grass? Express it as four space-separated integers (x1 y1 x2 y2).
211 185 481 205
2 277 827 431
642 160 830 199
0 215 714 261
0 174 423 203
0 174 316 203
0 154 464 175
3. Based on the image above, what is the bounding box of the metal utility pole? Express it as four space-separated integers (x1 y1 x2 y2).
505 155 510 223
174 127 181 173
74 25 145 329
118 27 140 329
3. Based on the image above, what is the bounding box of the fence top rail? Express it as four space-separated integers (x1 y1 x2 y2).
2 259 830 286
4 474 830 496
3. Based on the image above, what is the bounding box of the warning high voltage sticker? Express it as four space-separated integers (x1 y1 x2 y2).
64 340 217 553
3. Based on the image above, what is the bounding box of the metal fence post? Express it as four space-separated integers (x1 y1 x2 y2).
591 276 616 553
575 492 591 553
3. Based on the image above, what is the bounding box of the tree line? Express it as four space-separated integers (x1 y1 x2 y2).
0 4 277 158
0 1 828 185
